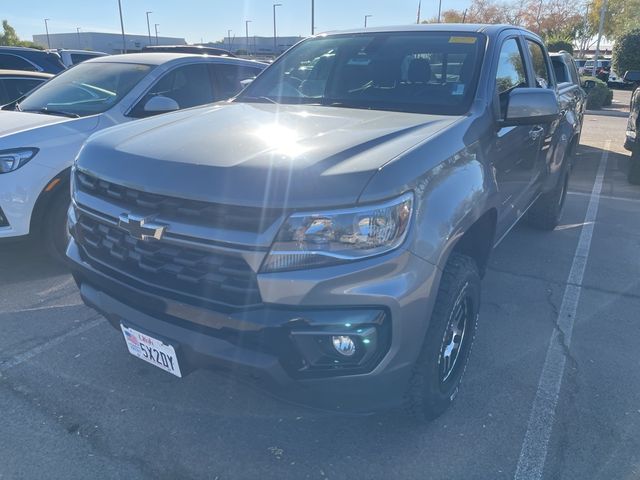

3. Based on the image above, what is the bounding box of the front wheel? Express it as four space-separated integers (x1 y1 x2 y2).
42 191 71 263
405 253 480 421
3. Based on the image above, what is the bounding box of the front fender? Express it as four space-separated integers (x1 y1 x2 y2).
409 147 496 269
362 144 497 270
358 115 498 271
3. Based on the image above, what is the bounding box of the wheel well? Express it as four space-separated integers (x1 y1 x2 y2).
451 209 497 277
29 168 71 235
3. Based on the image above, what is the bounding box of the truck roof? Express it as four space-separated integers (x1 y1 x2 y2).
321 24 536 37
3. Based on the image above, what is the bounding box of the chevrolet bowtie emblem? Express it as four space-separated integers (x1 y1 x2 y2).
118 213 166 241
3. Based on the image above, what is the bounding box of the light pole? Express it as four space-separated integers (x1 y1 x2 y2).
146 11 153 46
76 27 81 49
437 0 443 22
227 29 232 50
155 24 160 45
364 14 372 28
311 0 315 35
44 19 51 49
117 0 126 53
593 0 608 77
273 3 282 57
245 21 252 56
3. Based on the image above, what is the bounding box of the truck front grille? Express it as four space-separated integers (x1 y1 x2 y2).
75 213 262 309
75 170 280 233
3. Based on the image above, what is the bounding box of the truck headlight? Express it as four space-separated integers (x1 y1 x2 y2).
261 192 413 273
0 148 39 174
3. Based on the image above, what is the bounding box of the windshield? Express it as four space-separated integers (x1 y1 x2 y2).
238 32 485 115
19 62 153 117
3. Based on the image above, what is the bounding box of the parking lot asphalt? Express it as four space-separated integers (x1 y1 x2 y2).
1 91 639 480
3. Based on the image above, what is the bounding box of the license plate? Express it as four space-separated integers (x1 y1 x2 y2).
121 324 182 378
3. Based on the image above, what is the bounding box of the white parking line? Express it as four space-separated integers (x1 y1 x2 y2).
568 191 640 204
514 141 610 480
0 318 102 373
37 278 74 297
0 303 84 315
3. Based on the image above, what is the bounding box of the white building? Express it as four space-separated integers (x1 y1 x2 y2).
33 32 187 54
207 36 305 56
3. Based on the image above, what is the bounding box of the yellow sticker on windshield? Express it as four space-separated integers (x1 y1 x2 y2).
449 36 477 44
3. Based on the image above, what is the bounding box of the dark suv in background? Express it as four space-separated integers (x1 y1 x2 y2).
0 46 66 74
624 70 640 184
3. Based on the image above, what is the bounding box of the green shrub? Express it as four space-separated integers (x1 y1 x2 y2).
546 39 573 55
612 29 640 76
583 76 613 109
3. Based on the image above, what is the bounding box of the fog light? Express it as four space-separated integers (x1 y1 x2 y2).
332 335 356 357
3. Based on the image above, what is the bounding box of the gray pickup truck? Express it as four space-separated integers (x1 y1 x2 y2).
67 24 580 420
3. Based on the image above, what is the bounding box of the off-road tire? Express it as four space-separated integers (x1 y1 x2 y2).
405 253 481 422
42 190 71 263
628 145 640 185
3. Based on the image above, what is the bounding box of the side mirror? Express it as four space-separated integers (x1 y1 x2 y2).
240 77 255 88
582 79 596 89
623 70 640 83
143 95 179 114
500 88 560 127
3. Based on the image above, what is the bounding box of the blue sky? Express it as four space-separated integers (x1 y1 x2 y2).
5 0 470 44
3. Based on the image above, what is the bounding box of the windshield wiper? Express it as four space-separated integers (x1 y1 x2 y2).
238 96 278 104
322 101 371 110
23 108 80 118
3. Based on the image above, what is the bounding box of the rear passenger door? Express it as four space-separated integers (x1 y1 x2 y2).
490 36 540 232
210 64 264 100
523 37 558 191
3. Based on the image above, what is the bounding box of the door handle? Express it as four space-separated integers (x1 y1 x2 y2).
529 126 544 141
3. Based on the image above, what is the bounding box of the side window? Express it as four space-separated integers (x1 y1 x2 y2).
0 54 38 71
70 53 98 65
526 40 552 89
568 59 580 84
495 38 528 95
211 64 263 100
1 78 44 102
551 58 569 83
133 63 215 115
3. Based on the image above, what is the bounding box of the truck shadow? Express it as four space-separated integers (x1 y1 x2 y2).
0 238 68 284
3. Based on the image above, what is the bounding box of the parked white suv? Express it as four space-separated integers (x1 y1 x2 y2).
0 53 266 258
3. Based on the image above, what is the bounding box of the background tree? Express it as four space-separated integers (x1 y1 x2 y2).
0 20 20 46
0 19 43 49
588 0 640 38
612 29 640 75
428 0 583 40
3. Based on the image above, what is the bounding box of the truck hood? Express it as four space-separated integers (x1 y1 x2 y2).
79 102 460 209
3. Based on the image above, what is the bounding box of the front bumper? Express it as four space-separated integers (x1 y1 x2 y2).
0 161 59 239
66 238 440 413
